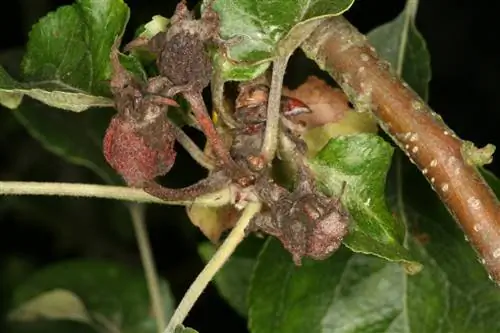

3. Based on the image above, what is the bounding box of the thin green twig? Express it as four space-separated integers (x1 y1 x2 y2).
129 203 166 333
0 181 232 207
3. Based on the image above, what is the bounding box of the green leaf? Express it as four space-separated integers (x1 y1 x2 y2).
22 0 130 97
13 101 120 184
481 167 500 197
393 157 500 332
249 207 500 333
0 0 139 112
11 260 175 333
367 0 430 101
0 66 113 112
198 237 264 317
310 134 418 266
211 0 355 80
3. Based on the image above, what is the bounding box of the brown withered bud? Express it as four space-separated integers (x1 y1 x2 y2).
126 0 224 94
103 39 178 187
124 1 246 180
250 172 350 265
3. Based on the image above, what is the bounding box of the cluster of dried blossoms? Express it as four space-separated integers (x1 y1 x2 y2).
103 0 350 264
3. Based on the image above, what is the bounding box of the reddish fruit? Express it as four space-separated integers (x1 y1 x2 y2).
103 114 176 187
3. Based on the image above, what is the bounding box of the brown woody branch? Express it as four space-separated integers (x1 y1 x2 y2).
302 17 500 284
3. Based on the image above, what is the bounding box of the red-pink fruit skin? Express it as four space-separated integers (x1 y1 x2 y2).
103 116 176 187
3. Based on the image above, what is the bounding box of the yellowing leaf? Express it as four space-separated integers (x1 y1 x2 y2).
303 112 378 157
187 205 240 243
8 289 91 324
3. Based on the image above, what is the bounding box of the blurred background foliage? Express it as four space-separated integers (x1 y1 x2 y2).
0 0 499 332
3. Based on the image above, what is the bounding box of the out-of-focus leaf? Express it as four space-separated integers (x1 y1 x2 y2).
198 237 264 317
249 195 500 333
8 289 91 324
11 260 175 333
13 101 120 184
367 0 430 100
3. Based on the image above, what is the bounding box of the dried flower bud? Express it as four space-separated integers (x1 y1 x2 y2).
251 177 350 265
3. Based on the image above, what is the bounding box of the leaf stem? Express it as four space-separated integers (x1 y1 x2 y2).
163 201 262 333
302 17 500 284
0 181 232 207
260 56 290 163
129 204 166 333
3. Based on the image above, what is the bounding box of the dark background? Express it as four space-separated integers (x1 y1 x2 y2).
0 0 499 332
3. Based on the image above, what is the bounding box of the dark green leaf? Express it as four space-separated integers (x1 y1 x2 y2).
249 197 500 333
0 0 141 112
367 2 430 101
198 237 264 317
22 0 129 97
481 167 500 197
12 260 175 333
310 133 417 266
13 101 120 184
0 0 149 112
392 157 500 332
211 0 355 80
